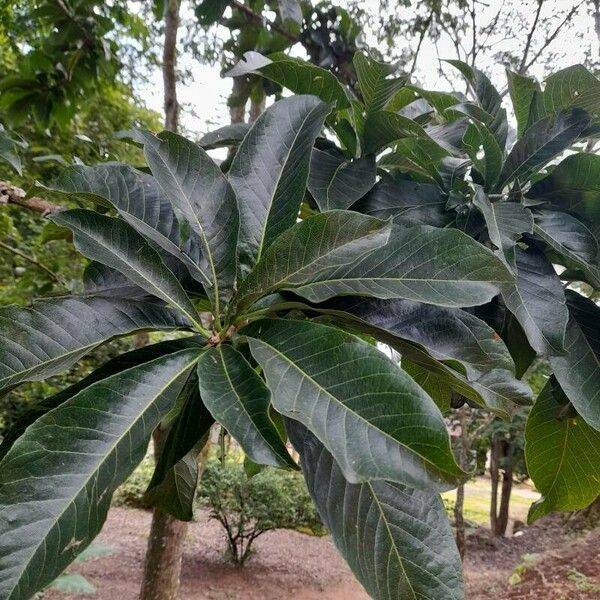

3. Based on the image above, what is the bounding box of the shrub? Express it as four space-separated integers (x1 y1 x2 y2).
111 453 155 510
198 460 324 565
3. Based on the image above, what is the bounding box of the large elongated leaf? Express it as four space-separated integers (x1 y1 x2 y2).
288 422 464 600
362 110 431 154
51 209 201 328
226 52 350 109
233 211 391 313
198 122 251 150
0 337 204 460
47 164 205 284
198 345 295 469
502 246 568 356
472 188 534 268
307 298 531 416
533 208 600 287
506 69 540 137
0 349 201 600
228 95 330 269
525 378 600 523
549 291 600 431
496 108 591 190
139 130 239 308
290 223 514 308
353 52 408 113
0 296 190 394
461 118 503 189
307 148 376 211
244 318 466 491
352 179 451 228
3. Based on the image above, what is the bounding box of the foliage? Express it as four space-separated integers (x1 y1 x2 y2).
198 460 324 565
111 453 156 510
1 47 600 600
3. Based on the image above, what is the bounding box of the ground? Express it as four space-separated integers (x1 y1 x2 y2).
43 479 600 600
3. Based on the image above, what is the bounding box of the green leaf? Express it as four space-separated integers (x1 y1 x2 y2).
244 318 466 491
198 345 296 469
549 291 600 431
496 108 591 190
446 60 507 148
228 95 330 269
352 179 451 228
288 421 465 600
198 122 251 150
362 110 432 154
472 188 534 268
51 210 202 329
48 574 96 594
402 359 453 412
233 210 392 313
461 119 503 190
277 0 302 25
406 85 461 116
0 296 190 394
308 148 376 211
81 262 146 298
506 69 540 137
195 0 227 25
533 208 600 287
0 349 201 600
47 164 206 284
526 153 600 236
226 52 350 109
290 223 514 309
353 51 408 113
139 130 239 308
525 378 600 523
0 128 23 174
378 138 450 184
502 246 568 356
0 337 204 460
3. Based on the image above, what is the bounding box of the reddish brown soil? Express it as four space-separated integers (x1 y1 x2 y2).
43 508 600 600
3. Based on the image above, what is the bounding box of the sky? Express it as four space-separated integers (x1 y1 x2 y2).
138 0 599 136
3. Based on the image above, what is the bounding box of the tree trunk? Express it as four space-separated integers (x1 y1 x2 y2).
489 436 500 535
162 0 180 132
454 406 469 560
249 94 265 122
496 440 513 536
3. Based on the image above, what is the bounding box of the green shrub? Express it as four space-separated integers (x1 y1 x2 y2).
198 460 324 565
111 453 154 509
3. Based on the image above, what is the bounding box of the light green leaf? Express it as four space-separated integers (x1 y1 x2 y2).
308 148 375 211
289 422 464 600
51 209 202 329
139 130 239 308
198 345 296 469
526 378 600 523
244 318 466 491
228 95 330 269
0 349 201 600
233 210 391 313
506 69 540 137
0 296 191 394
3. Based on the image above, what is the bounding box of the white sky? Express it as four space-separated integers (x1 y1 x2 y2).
138 0 598 136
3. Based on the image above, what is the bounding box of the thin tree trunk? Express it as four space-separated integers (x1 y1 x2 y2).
489 436 500 535
496 440 513 536
249 95 265 122
162 0 180 132
454 406 468 560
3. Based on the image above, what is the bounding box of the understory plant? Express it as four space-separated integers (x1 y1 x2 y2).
0 49 599 600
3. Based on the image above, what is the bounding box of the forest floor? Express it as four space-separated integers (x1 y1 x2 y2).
42 504 600 600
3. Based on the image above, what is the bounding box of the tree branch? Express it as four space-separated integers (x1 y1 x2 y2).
518 0 544 73
0 181 62 215
229 0 298 42
410 11 434 75
0 240 65 285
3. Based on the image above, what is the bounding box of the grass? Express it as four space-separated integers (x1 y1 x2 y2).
442 476 540 527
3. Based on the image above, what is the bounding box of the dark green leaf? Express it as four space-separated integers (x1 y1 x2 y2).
198 123 251 150
308 148 376 211
353 51 408 113
549 291 600 431
506 69 540 137
461 119 503 189
51 210 202 329
278 0 302 25
496 108 591 190
526 378 600 523
362 110 432 154
139 130 239 308
228 95 330 269
0 296 190 394
0 349 201 600
47 164 205 284
82 262 146 298
195 0 227 25
244 318 466 491
198 345 296 469
233 210 391 313
352 179 451 228
288 422 464 600
502 246 568 356
0 128 22 174
226 52 349 109
289 223 514 308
